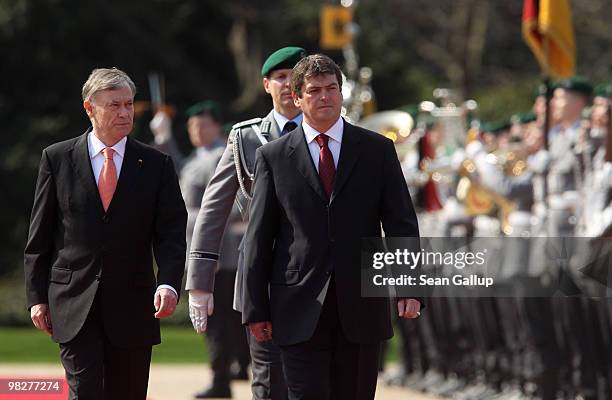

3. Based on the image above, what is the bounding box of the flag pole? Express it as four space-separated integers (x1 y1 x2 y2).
542 35 551 201
542 36 551 152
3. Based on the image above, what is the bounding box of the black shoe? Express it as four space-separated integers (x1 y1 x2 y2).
193 385 232 399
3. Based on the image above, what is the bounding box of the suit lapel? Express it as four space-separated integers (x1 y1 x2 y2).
106 137 140 215
288 126 328 203
330 121 362 204
70 129 105 214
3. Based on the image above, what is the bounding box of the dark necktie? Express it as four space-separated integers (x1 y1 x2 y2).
315 134 336 198
282 121 298 136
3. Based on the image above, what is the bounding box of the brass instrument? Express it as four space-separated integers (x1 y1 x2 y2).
359 110 415 159
492 146 529 177
456 159 517 235
359 111 414 142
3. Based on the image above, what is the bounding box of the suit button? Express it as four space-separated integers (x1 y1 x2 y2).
102 215 108 222
95 274 101 281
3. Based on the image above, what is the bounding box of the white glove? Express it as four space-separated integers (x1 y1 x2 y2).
189 290 214 333
149 111 173 144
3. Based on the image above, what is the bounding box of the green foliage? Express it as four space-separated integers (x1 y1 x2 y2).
474 79 540 122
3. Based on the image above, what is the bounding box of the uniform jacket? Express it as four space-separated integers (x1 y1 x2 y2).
185 110 282 310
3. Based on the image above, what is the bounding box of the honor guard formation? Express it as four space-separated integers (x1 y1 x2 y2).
377 77 612 400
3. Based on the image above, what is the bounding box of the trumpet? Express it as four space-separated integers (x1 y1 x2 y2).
358 110 416 160
456 159 517 235
490 147 529 177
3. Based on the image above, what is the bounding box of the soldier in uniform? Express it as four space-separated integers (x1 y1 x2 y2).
536 77 594 399
185 46 307 400
572 84 612 399
151 101 250 398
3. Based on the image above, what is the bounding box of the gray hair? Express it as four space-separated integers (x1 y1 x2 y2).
81 67 136 102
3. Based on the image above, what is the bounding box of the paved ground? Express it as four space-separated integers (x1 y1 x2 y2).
0 364 442 400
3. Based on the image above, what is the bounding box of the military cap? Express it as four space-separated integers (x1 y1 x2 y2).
480 121 494 133
185 100 222 121
554 76 593 96
261 46 307 77
594 83 612 99
482 120 511 135
511 112 537 125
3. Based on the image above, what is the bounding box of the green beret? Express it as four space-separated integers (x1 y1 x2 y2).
261 46 306 77
511 112 537 125
482 120 511 135
186 100 222 121
594 83 612 99
554 76 593 96
480 121 494 133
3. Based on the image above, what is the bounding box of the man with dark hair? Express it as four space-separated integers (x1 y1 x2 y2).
242 54 422 399
25 67 187 399
186 46 306 399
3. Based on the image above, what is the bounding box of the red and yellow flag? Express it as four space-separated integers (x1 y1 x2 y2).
522 0 576 78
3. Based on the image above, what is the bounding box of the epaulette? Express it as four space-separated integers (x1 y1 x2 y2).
232 118 263 130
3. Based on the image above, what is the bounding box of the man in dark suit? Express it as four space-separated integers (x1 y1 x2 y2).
186 46 306 399
242 54 422 400
24 67 187 400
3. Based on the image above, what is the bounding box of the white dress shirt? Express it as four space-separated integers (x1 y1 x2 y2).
273 110 303 135
88 131 177 297
302 117 343 172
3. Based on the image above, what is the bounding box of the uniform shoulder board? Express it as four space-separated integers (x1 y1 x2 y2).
232 118 263 130
260 120 272 134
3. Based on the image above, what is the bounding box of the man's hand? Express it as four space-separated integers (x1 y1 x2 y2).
249 321 273 342
30 303 53 335
154 288 178 319
398 298 421 319
188 290 214 333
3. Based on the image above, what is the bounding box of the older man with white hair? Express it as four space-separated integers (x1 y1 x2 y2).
24 67 187 399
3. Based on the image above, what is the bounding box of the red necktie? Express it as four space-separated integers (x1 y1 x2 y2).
98 148 117 211
315 134 336 198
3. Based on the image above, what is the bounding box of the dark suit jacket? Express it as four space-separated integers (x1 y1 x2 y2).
241 120 420 346
24 129 187 346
